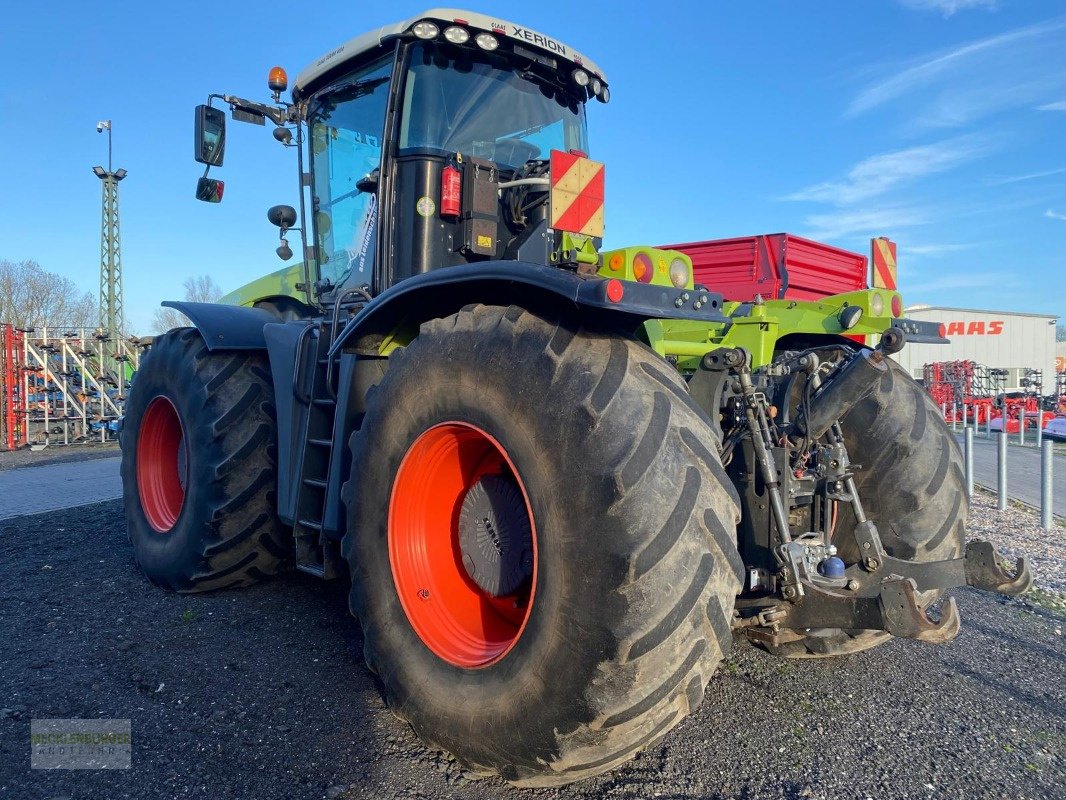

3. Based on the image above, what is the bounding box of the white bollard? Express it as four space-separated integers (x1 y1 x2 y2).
964 427 974 499
1041 439 1054 530
997 427 1008 512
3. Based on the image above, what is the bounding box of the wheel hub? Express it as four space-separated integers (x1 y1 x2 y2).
136 395 187 533
458 475 533 597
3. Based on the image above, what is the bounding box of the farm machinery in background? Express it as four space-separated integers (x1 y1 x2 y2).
119 9 1031 787
922 360 1060 434
0 324 144 449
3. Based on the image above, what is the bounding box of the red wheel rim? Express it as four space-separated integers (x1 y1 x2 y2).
389 422 537 668
137 396 187 533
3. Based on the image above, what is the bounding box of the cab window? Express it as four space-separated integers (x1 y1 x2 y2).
308 57 392 289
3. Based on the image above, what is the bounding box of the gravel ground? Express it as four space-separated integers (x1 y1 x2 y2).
0 442 119 472
1 500 1064 800
968 488 1066 596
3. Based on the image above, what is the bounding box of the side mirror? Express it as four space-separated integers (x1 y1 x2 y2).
195 177 224 203
267 205 298 230
267 205 298 261
194 105 226 166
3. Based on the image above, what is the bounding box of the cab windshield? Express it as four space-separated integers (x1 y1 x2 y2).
399 43 589 168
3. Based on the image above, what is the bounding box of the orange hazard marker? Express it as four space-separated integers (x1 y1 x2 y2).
549 150 604 238
871 237 897 290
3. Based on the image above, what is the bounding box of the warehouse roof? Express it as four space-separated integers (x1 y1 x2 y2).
905 305 1058 321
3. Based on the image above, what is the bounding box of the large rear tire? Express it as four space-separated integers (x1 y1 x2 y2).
764 357 967 658
120 328 291 592
343 305 743 786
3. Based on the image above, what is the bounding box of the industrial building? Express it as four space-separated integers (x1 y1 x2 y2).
893 306 1058 390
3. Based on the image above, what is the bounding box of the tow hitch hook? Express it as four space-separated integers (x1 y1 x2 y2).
879 578 961 644
964 540 1033 596
878 539 1031 644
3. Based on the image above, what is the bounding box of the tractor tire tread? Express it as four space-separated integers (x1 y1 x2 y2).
120 328 291 593
343 305 742 786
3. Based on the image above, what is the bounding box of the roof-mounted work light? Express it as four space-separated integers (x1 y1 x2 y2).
475 32 498 50
443 25 470 44
412 20 439 39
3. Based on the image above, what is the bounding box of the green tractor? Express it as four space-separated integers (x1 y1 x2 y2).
121 9 1031 786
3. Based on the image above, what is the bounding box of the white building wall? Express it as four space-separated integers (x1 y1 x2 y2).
892 307 1057 389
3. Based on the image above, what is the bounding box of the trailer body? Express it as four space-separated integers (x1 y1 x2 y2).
666 233 868 303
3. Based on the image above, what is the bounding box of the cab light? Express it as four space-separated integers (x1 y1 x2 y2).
870 292 885 316
632 252 653 283
590 78 603 96
443 25 470 44
669 257 690 289
572 68 590 87
412 21 439 39
891 293 903 317
474 32 498 50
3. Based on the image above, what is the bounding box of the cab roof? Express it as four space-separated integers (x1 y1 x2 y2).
292 8 607 99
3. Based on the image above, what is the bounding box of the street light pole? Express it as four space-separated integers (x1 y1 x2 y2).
94 119 126 380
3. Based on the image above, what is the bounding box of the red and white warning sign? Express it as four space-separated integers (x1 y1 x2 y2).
871 237 897 290
549 150 605 238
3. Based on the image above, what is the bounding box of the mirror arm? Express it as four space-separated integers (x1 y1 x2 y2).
221 95 289 127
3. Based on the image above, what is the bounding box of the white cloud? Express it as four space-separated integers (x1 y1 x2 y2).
898 0 998 17
908 272 1005 293
1046 209 1066 221
802 207 930 240
1037 100 1066 110
847 19 1066 119
905 242 979 255
785 136 989 205
988 166 1066 185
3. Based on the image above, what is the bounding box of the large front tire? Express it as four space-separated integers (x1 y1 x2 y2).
343 305 743 786
120 328 291 592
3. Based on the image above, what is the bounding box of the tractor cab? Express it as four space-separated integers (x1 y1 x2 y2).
195 10 609 312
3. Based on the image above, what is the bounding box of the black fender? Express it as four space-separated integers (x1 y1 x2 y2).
329 261 730 355
161 301 278 350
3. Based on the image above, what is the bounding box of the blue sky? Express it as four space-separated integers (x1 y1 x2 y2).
2 0 1063 333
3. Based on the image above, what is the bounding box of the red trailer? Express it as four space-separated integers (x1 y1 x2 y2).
663 233 870 302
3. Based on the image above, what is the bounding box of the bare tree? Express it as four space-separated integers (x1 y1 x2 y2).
152 275 225 333
0 259 96 330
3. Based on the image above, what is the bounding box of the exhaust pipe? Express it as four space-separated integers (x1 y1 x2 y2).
793 349 888 441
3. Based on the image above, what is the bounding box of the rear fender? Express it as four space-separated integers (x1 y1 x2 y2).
328 262 730 356
161 301 276 350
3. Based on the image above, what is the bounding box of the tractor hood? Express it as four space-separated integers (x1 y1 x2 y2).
293 8 607 100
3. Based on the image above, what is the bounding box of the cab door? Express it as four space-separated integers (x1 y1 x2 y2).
307 56 394 298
